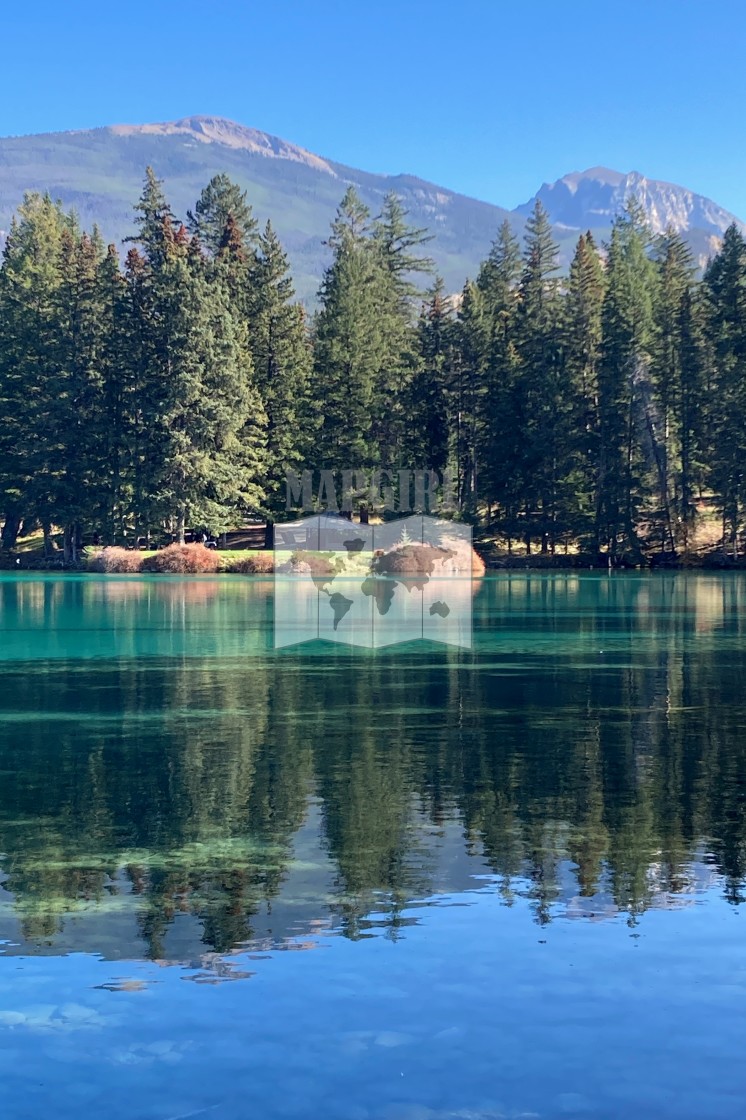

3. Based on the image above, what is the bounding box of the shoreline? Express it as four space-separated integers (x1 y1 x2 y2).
3 554 746 575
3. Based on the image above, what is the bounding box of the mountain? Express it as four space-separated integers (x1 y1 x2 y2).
516 166 745 265
0 117 741 298
0 115 514 301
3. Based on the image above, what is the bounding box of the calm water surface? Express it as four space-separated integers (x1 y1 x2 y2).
1 572 745 1119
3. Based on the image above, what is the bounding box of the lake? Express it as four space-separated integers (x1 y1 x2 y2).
1 572 745 1119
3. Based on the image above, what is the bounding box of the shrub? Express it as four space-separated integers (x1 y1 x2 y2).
142 543 220 574
222 551 275 574
89 547 143 573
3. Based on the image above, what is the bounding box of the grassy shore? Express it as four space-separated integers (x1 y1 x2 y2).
3 512 746 572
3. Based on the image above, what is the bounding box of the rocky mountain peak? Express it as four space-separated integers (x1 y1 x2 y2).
515 167 744 238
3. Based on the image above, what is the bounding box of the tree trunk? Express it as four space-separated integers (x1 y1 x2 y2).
176 509 186 546
1 512 22 551
63 524 78 565
42 522 54 557
733 506 740 561
264 520 274 550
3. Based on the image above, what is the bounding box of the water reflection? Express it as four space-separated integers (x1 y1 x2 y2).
0 572 745 964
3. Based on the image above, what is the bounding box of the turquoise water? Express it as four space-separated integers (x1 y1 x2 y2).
1 572 745 1119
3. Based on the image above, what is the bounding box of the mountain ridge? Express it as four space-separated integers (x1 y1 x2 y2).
106 116 341 177
516 165 744 241
0 115 741 298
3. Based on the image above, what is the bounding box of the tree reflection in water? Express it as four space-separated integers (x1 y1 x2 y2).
0 572 744 962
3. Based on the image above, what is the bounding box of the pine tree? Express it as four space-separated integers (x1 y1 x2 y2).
513 200 562 552
187 174 259 257
455 279 489 514
127 166 175 268
123 244 155 539
476 221 522 535
562 232 606 547
125 172 266 540
51 226 109 559
597 202 657 559
96 243 132 541
249 221 313 521
373 193 434 301
409 277 454 474
370 195 433 476
215 212 252 319
313 188 387 473
652 228 696 550
0 194 77 551
677 287 707 550
702 224 746 556
477 219 521 314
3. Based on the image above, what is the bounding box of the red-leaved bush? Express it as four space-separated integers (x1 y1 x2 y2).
222 552 275 574
142 544 220 574
90 547 143 573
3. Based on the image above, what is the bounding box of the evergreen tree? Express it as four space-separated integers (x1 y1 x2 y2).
652 229 696 550
409 277 454 474
0 194 77 551
125 173 266 539
676 287 707 550
373 193 434 300
513 200 562 551
477 221 522 535
96 243 132 541
562 232 606 547
215 212 253 319
597 202 657 558
187 173 259 257
122 244 155 539
51 226 109 559
477 219 521 314
702 224 746 556
313 188 388 474
249 221 313 522
369 196 433 477
127 166 175 268
455 279 489 513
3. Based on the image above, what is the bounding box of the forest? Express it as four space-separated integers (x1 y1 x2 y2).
1 167 746 563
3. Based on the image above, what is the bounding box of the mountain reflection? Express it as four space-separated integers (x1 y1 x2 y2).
0 572 745 962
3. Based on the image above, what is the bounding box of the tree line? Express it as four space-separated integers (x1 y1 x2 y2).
1 168 746 560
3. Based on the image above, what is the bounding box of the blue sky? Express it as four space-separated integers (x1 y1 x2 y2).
2 0 745 215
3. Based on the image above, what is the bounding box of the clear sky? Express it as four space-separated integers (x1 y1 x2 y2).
2 0 745 216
